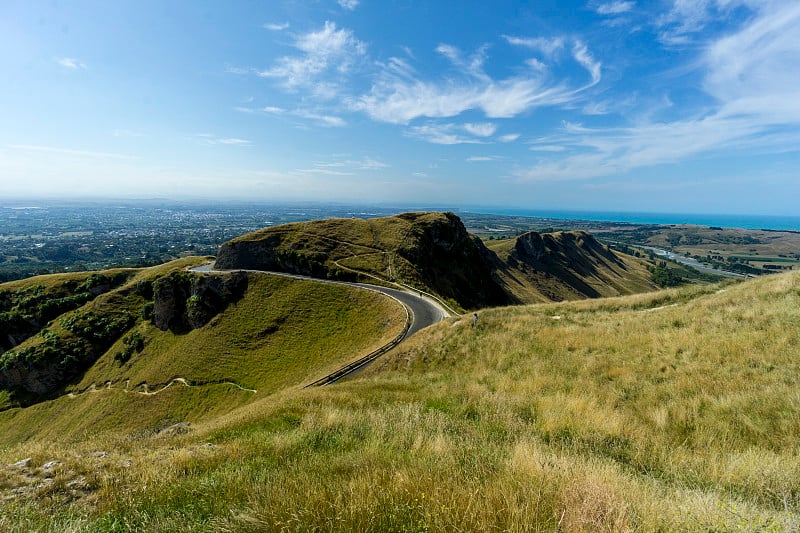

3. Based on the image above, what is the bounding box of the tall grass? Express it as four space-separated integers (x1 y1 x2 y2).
2 272 800 531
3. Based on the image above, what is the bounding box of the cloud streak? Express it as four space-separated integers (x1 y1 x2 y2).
56 57 86 69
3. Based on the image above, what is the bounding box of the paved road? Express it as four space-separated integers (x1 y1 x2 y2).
353 284 446 339
191 264 448 340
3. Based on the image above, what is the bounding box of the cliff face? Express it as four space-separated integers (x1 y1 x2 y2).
153 271 248 332
0 270 247 403
505 230 639 300
214 212 511 309
512 231 623 275
394 212 510 308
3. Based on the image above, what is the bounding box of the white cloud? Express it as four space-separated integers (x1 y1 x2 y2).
436 43 490 81
264 22 289 31
499 134 521 143
406 124 484 145
467 156 500 162
56 57 86 69
572 41 602 86
595 1 635 15
338 0 359 10
352 72 575 124
518 2 800 183
463 122 497 137
295 110 347 127
704 2 800 123
192 134 252 146
298 155 387 176
582 101 611 115
259 21 366 96
503 36 565 58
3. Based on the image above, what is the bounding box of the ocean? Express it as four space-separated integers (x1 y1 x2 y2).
464 208 800 231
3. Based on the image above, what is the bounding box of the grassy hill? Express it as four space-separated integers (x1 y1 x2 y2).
2 269 799 531
0 259 406 436
215 212 658 309
487 230 657 302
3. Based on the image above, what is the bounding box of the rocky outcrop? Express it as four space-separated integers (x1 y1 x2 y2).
152 271 248 332
394 212 510 309
513 231 622 274
508 231 627 299
0 271 247 404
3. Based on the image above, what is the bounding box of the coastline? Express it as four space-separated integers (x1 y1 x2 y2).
464 208 800 232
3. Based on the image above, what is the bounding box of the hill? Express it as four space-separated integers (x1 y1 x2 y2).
1 269 798 530
488 230 657 302
0 258 405 416
215 211 657 308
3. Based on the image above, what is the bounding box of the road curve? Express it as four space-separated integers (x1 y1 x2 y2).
190 264 448 376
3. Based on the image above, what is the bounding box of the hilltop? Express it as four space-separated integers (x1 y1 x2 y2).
215 211 657 308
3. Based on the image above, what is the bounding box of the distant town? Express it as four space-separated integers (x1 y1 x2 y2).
2 200 799 282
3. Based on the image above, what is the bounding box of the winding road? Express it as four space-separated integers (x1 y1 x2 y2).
191 263 450 384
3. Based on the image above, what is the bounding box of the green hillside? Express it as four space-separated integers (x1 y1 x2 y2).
2 269 798 531
0 259 406 439
215 212 658 309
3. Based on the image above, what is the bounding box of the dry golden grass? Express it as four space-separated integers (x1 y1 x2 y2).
2 272 800 531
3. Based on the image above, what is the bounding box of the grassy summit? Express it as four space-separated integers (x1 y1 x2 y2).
1 268 798 530
215 212 657 308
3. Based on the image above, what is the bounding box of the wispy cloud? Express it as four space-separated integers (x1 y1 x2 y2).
503 36 565 58
514 2 799 182
572 41 602 86
237 105 346 127
56 57 86 69
467 155 501 162
351 55 578 124
595 1 635 15
297 155 387 175
258 21 366 98
338 0 359 10
499 134 521 143
406 122 506 145
192 134 252 146
406 124 484 145
463 122 497 137
295 110 347 127
264 22 289 31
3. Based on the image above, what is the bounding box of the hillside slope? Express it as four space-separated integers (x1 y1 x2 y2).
0 259 405 421
2 271 798 531
489 230 657 302
215 212 656 308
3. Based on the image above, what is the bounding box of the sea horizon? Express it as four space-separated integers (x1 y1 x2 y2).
464 208 800 232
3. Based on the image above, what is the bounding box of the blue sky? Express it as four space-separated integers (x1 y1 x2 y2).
1 0 799 215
